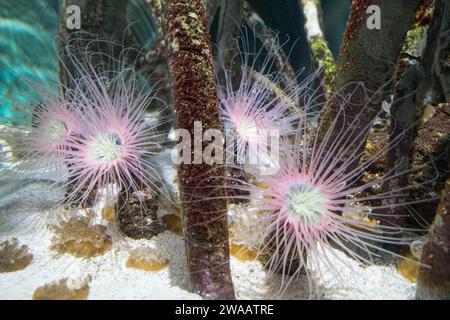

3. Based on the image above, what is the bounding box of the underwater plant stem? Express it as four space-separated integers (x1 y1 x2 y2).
409 103 450 224
243 1 298 90
215 0 243 87
216 0 243 61
319 0 422 168
59 0 128 45
59 0 129 88
165 0 235 299
214 1 250 203
387 0 449 232
250 70 298 113
298 0 336 94
206 0 221 28
435 0 450 102
417 0 445 104
416 177 450 299
382 1 434 240
382 62 421 242
148 0 164 36
408 3 450 221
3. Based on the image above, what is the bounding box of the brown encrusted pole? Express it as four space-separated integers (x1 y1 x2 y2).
319 0 422 166
416 177 450 299
165 0 235 299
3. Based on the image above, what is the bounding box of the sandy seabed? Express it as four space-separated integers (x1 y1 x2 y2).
0 176 416 300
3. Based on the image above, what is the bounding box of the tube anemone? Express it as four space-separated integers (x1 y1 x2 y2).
0 40 172 214
62 66 168 207
225 99 436 294
216 33 319 171
30 100 79 157
0 94 82 184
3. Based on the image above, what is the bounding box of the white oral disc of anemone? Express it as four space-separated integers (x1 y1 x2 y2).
237 116 260 142
286 183 328 226
89 132 124 163
46 120 68 143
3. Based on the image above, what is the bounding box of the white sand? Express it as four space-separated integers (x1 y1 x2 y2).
0 179 416 300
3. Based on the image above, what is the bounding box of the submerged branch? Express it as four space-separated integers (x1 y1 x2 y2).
250 70 298 113
382 0 434 243
58 0 150 92
147 0 164 35
206 0 221 29
405 1 450 228
319 0 422 170
215 0 243 85
298 0 336 94
416 177 450 299
435 0 450 101
243 1 298 90
216 0 243 56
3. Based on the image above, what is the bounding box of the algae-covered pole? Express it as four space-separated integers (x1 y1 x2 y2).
416 178 450 299
148 0 163 27
165 0 235 299
319 0 421 165
298 0 336 94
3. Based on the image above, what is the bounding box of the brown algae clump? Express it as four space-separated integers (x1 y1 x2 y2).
0 238 33 272
126 246 169 272
49 215 112 258
32 276 91 300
